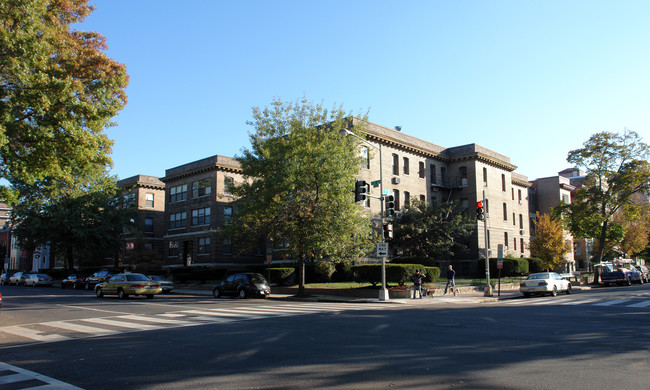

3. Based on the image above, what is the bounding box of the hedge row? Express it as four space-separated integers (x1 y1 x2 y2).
352 264 441 286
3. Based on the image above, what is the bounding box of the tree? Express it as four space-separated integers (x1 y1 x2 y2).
225 97 376 297
392 200 475 258
528 212 572 271
12 174 135 270
559 129 650 273
614 199 650 257
0 0 128 197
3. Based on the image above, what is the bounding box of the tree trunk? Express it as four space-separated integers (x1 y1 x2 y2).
297 254 306 298
66 245 74 271
593 219 609 284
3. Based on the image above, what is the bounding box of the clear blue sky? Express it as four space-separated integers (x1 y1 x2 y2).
82 0 650 181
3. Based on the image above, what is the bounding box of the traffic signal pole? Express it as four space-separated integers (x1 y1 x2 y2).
482 190 492 297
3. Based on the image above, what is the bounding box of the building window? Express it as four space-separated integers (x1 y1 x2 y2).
503 203 508 221
487 230 491 249
430 164 437 185
420 194 426 203
519 214 524 229
403 157 409 175
562 194 570 204
394 189 400 210
514 237 517 251
223 238 233 255
192 178 212 198
404 191 410 208
520 238 524 253
501 174 506 192
361 146 370 169
504 232 509 249
511 188 515 201
392 154 399 176
169 212 187 229
419 162 425 178
192 207 211 226
145 193 154 208
459 166 467 186
170 184 187 203
224 176 234 195
224 206 233 225
124 193 136 207
485 198 489 213
198 237 210 255
513 213 516 225
144 217 154 233
168 240 180 257
483 167 488 186
518 189 523 204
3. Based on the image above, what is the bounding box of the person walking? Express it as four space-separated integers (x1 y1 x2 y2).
444 265 456 295
411 270 425 299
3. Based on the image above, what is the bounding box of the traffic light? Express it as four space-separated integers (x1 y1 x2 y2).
383 224 393 240
476 201 485 221
354 180 369 202
385 194 395 216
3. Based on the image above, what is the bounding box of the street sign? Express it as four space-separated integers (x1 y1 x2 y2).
382 189 391 195
371 180 381 188
377 242 388 257
497 244 503 260
497 260 503 269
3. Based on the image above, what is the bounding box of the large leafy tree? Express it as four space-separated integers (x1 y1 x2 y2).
392 200 475 259
557 129 650 282
528 212 572 271
12 174 135 270
0 0 128 197
226 97 376 297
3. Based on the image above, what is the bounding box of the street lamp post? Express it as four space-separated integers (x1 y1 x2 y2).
340 128 389 301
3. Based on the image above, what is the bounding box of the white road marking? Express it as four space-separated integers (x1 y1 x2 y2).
0 326 72 342
0 361 83 389
593 299 632 306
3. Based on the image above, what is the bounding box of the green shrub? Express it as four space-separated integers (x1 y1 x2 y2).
307 260 336 283
332 260 353 282
266 267 295 285
352 264 437 286
391 257 437 266
527 257 545 273
424 266 441 282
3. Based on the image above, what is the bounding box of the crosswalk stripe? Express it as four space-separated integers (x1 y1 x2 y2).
116 314 196 326
41 321 120 336
559 299 600 305
593 299 631 306
0 362 83 389
79 317 163 330
626 300 650 308
180 309 265 320
0 325 72 342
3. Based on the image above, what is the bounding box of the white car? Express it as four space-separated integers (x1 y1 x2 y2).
23 273 53 287
520 272 572 297
147 275 174 293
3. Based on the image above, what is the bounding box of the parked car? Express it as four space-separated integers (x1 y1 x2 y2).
599 263 643 286
213 273 270 299
0 272 11 285
9 272 26 286
94 273 162 299
635 265 650 283
61 274 86 289
147 275 174 293
519 272 572 297
84 270 114 290
23 273 53 287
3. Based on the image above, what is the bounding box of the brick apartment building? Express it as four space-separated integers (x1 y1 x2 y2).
155 119 533 276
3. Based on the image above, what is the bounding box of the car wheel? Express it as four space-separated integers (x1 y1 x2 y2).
146 295 154 299
212 288 221 298
238 289 247 299
566 284 572 294
95 288 104 298
118 289 128 299
551 286 558 297
523 292 530 298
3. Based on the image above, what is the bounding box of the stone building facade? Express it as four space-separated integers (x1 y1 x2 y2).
117 175 166 263
160 155 259 268
348 118 531 275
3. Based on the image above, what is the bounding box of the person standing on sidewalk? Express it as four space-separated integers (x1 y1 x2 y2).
411 270 425 299
444 265 456 295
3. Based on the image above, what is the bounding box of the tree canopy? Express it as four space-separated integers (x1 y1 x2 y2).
225 97 376 296
558 129 650 265
0 0 128 199
528 212 572 271
392 199 475 259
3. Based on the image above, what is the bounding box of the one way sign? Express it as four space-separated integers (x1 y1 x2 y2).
377 242 388 257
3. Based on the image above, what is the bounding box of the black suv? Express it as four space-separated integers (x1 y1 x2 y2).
213 273 270 299
84 270 114 290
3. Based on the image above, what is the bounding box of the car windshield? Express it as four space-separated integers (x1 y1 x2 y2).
126 274 149 282
527 273 550 280
149 276 166 281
